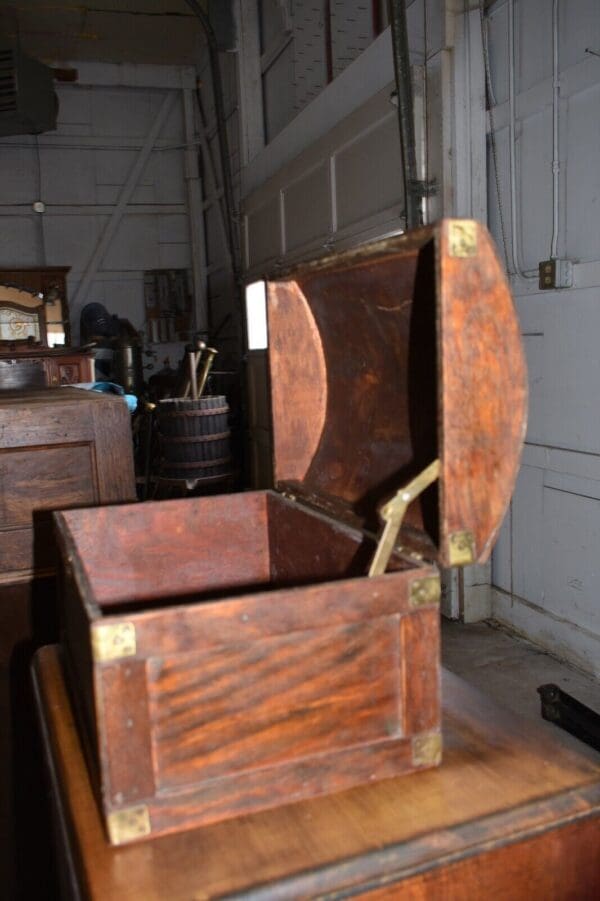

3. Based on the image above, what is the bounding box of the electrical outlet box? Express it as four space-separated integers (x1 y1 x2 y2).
539 259 573 289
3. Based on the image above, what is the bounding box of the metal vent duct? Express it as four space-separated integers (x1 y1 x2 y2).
0 45 57 136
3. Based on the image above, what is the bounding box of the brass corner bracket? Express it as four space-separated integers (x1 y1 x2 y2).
448 530 476 566
92 622 137 663
448 220 478 257
409 575 441 608
412 732 442 768
107 804 151 845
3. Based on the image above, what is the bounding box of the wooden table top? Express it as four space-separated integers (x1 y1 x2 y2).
33 645 600 900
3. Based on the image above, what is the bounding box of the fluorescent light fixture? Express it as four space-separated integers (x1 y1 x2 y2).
245 280 268 350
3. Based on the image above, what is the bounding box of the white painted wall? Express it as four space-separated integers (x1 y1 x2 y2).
0 62 204 370
487 0 600 676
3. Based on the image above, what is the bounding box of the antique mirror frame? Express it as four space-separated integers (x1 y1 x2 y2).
0 268 71 348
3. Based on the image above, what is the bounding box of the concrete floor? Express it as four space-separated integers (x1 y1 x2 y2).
442 618 600 761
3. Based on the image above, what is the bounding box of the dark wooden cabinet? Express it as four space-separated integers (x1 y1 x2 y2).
0 347 94 390
0 385 134 662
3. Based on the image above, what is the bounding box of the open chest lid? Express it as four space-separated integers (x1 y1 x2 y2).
265 219 527 568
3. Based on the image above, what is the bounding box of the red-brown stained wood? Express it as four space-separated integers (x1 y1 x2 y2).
32 647 600 900
99 661 155 805
400 606 441 735
268 219 527 562
53 219 527 845
438 220 528 564
147 616 401 788
54 488 440 842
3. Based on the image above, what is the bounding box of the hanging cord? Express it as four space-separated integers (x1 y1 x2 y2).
35 135 47 266
479 0 510 273
184 0 241 292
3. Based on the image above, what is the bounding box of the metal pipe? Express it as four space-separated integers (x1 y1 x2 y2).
184 0 241 287
550 0 560 260
388 0 422 230
508 0 536 279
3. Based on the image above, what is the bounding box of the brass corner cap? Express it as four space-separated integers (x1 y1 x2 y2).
447 220 478 257
92 622 137 663
412 732 442 768
409 574 441 608
107 805 151 845
448 529 476 567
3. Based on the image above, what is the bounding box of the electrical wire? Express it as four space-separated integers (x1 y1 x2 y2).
184 0 241 290
479 0 510 272
550 0 560 260
35 135 47 266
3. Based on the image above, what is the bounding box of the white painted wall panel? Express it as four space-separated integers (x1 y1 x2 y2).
335 114 403 230
41 149 96 204
517 0 552 92
541 490 600 630
283 162 330 253
487 3 509 106
510 464 544 603
43 215 102 271
521 333 544 445
488 0 600 674
246 196 281 268
90 89 162 137
560 0 600 70
56 88 92 127
519 109 553 270
0 217 40 266
565 83 600 262
492 505 512 593
103 215 159 271
0 147 37 204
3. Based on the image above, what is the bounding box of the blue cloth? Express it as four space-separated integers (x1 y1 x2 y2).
88 381 138 413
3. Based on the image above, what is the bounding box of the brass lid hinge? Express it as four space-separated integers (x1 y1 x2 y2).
369 459 440 578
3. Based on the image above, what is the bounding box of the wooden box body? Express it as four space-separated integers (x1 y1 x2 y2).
55 219 527 845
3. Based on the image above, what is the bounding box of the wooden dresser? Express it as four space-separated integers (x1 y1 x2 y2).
0 388 135 595
0 387 136 899
0 346 95 390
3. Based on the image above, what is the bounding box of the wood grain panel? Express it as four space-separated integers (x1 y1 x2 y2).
57 492 270 606
98 661 155 805
0 527 35 577
111 565 432 656
267 491 376 584
147 616 401 787
268 280 327 485
0 443 97 527
400 607 441 735
32 649 600 899
439 219 528 564
362 818 600 899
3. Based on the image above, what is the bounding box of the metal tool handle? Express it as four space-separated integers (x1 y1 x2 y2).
197 347 218 398
368 459 440 577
